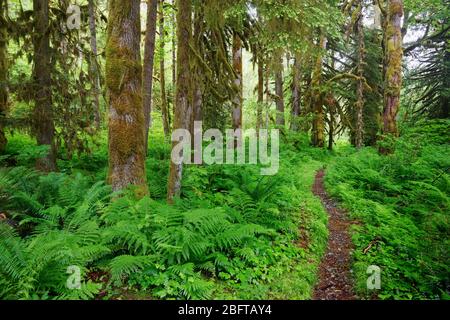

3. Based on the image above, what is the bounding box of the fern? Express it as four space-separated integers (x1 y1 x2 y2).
109 255 155 284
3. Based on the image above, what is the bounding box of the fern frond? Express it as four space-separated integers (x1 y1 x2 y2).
109 255 155 284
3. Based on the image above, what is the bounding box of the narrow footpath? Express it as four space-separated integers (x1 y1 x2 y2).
312 169 356 300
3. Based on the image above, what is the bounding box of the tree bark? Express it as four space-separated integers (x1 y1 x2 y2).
143 0 158 153
290 53 302 131
0 0 8 152
311 35 327 148
382 0 403 138
256 56 264 134
33 0 56 171
192 9 203 128
355 6 365 149
264 65 270 127
106 0 147 194
275 56 285 126
167 0 192 203
171 0 176 89
231 32 243 131
88 0 101 130
159 0 170 137
326 94 337 151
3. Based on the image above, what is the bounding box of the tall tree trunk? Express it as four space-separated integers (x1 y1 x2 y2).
143 0 158 153
382 0 403 138
275 56 285 126
355 6 365 149
256 56 264 134
231 32 243 131
311 35 327 148
106 0 147 194
167 0 192 203
170 0 176 129
159 0 170 137
328 106 335 151
88 0 101 130
264 65 270 127
290 53 302 131
171 0 176 86
192 9 203 128
33 0 56 171
0 0 8 152
326 94 337 151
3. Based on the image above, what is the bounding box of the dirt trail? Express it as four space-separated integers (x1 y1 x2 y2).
312 169 356 300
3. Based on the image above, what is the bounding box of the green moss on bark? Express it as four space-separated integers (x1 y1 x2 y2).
106 0 148 194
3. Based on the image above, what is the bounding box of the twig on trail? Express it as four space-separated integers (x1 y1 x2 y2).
362 236 382 254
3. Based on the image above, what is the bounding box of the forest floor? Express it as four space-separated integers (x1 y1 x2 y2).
312 169 357 300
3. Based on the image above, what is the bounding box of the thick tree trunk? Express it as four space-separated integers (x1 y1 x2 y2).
0 0 8 152
167 0 192 203
290 53 302 131
33 0 56 171
143 0 158 153
159 0 170 137
88 0 101 130
275 56 285 126
106 0 147 194
231 33 243 131
355 7 365 149
192 9 203 127
382 0 403 137
311 35 327 148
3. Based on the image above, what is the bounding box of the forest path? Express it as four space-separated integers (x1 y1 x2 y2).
312 169 356 300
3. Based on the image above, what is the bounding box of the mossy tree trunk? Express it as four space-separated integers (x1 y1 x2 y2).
167 0 192 203
382 0 403 137
311 35 326 148
325 93 337 151
143 0 158 152
232 32 243 131
33 0 56 171
275 55 285 126
355 4 366 149
159 1 170 130
0 0 8 152
264 65 270 127
192 9 203 128
88 0 101 130
106 0 147 194
159 0 170 138
290 53 302 131
171 0 176 92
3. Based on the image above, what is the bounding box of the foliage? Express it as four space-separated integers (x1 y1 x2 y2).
326 120 450 299
0 132 329 300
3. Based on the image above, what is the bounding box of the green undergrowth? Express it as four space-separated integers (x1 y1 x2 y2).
326 120 450 300
0 131 331 300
